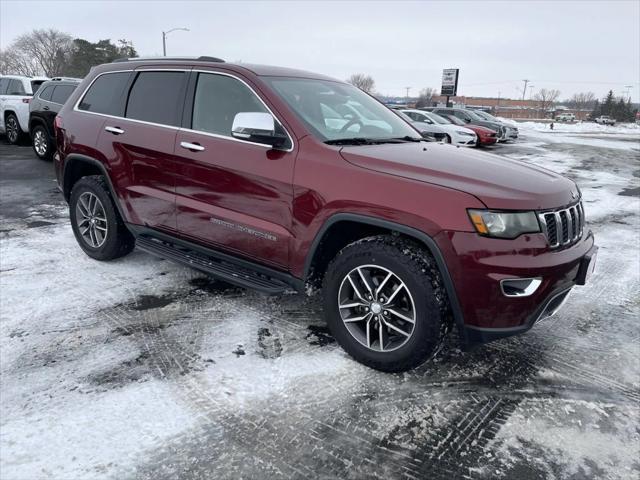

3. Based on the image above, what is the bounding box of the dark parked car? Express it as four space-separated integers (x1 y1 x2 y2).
53 57 597 372
424 107 507 141
29 77 81 160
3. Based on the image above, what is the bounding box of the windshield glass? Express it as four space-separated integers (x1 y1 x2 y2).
441 114 466 126
423 111 451 125
266 77 421 142
464 110 487 122
474 110 497 121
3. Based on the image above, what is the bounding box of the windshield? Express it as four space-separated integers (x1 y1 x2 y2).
465 110 487 122
266 77 421 142
441 114 466 126
474 110 497 121
423 111 451 125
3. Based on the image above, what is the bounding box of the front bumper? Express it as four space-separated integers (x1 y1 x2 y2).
434 230 596 346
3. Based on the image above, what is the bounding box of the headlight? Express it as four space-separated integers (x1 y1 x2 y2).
468 210 540 238
456 130 475 136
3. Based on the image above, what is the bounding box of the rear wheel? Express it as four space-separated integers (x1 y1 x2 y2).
322 235 449 372
5 114 22 145
69 176 135 261
31 125 53 160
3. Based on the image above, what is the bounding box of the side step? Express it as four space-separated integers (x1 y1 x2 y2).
136 236 291 295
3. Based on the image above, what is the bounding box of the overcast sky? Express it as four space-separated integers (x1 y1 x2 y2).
2 0 639 101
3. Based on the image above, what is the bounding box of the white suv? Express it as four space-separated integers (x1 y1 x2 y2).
0 75 49 144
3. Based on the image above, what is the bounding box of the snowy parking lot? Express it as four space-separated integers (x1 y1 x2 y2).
1 125 639 479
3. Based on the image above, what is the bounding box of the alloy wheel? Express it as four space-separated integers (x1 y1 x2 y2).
33 130 48 156
338 264 416 352
6 117 18 143
75 192 108 248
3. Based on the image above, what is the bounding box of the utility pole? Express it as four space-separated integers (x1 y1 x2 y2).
405 86 411 105
521 79 530 101
624 85 633 101
496 91 501 115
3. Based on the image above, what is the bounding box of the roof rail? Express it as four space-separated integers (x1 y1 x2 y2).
112 56 225 63
50 77 83 82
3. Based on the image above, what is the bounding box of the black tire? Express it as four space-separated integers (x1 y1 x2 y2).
5 113 23 145
322 235 450 372
31 124 53 160
444 134 452 144
69 175 135 261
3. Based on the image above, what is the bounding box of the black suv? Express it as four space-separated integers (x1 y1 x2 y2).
29 77 81 160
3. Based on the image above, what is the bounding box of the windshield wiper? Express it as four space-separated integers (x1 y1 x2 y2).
324 137 380 145
325 136 423 146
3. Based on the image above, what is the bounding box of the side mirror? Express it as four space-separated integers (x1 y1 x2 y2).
232 112 288 149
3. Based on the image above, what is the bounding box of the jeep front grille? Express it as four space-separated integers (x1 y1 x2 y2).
538 202 584 249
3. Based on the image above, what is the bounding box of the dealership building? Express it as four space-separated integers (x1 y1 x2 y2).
431 95 591 120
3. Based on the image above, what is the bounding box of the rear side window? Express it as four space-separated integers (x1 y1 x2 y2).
79 72 131 116
39 85 54 101
125 71 187 126
191 73 268 136
0 78 9 95
8 79 25 95
51 85 76 104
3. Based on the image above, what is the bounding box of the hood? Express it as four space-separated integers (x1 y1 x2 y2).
340 142 578 210
411 121 444 135
438 123 475 136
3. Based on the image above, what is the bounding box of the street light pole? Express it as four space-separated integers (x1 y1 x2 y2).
162 27 189 56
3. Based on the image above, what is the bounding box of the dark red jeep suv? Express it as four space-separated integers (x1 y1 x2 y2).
53 56 597 372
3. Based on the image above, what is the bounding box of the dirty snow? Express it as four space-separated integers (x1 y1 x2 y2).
1 129 639 480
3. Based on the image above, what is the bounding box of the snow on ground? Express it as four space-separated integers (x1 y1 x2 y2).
513 120 640 135
1 133 639 479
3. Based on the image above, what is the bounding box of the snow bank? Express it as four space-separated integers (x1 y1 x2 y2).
515 120 640 135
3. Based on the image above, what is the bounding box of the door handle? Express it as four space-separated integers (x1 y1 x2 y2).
180 141 205 152
43 106 50 111
105 126 124 135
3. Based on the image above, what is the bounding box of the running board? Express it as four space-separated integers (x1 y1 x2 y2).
136 236 292 295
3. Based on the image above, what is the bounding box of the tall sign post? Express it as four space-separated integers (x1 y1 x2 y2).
441 68 459 107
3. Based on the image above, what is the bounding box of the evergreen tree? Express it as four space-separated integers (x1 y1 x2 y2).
65 38 137 78
602 90 615 116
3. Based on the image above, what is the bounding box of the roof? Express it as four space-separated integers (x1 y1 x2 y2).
109 56 341 82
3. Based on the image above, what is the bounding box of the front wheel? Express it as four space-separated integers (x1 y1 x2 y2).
322 235 449 372
444 134 452 144
5 114 22 145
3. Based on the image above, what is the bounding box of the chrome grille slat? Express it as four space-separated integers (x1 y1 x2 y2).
538 201 584 249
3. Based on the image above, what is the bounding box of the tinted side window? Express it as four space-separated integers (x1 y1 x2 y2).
39 85 54 101
0 78 9 95
79 72 131 115
125 71 186 126
51 85 76 104
192 73 268 136
8 79 25 95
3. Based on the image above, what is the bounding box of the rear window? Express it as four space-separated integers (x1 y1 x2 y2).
30 80 46 95
51 84 76 104
125 71 187 126
39 85 54 101
79 72 131 116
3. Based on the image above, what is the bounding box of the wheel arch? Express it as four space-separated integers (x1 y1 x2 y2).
303 213 465 333
28 115 49 137
62 154 127 222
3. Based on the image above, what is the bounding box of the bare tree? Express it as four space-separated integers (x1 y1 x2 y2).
415 87 437 108
567 92 597 111
533 88 561 117
347 73 375 93
10 29 73 77
0 47 41 76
